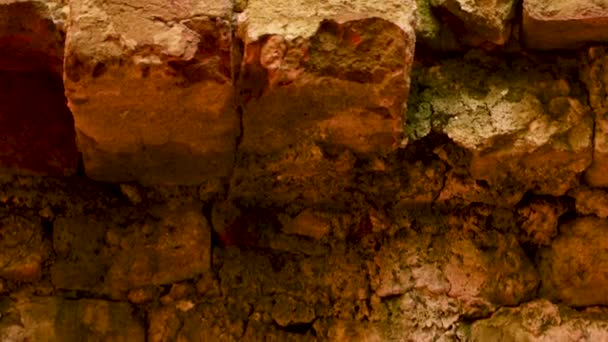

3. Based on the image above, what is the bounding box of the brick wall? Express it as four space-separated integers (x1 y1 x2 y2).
1 0 608 340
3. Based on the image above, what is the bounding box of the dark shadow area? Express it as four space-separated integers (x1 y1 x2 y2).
0 70 79 176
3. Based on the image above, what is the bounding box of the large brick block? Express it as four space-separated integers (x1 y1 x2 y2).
231 0 416 205
63 0 239 185
523 0 608 49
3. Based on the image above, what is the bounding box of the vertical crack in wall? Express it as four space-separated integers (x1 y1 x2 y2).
224 15 245 198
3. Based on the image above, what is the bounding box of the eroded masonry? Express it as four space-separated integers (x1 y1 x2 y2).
1 0 608 340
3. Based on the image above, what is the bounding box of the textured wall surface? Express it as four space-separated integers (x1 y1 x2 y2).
1 0 608 341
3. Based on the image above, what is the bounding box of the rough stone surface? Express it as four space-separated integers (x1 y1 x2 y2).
539 217 608 306
0 295 145 341
280 209 331 240
0 215 48 281
518 198 565 245
581 46 608 187
523 0 608 49
430 0 517 46
63 0 239 185
51 203 211 296
0 166 600 340
51 216 108 291
372 218 538 317
231 0 416 206
470 300 608 341
408 51 592 203
239 0 416 41
415 0 461 51
570 187 608 218
3 1 608 340
442 229 538 312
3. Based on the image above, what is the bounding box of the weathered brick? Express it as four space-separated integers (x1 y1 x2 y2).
408 52 592 204
429 0 517 46
0 296 145 341
0 215 49 282
63 0 239 185
51 203 211 296
523 0 608 49
231 0 416 205
539 217 608 306
570 186 608 218
470 300 608 341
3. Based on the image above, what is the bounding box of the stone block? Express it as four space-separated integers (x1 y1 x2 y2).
408 52 592 202
63 0 239 185
106 204 212 291
570 187 608 218
0 215 48 281
0 296 145 341
371 226 537 318
51 216 107 291
430 0 517 46
539 217 608 306
231 0 416 205
517 199 565 245
0 70 79 176
51 203 211 296
470 300 608 341
441 229 538 312
523 0 608 49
